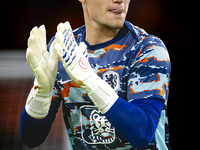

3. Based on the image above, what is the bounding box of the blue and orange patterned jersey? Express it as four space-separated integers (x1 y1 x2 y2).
49 21 171 150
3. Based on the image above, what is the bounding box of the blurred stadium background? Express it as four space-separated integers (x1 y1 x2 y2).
0 0 198 149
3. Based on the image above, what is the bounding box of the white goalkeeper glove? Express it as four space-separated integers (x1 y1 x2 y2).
25 25 58 119
54 21 118 113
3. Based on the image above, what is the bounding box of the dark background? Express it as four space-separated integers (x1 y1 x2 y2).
0 0 199 149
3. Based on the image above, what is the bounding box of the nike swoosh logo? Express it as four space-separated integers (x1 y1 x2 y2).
60 78 71 84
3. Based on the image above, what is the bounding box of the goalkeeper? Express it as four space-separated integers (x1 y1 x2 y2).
20 0 171 150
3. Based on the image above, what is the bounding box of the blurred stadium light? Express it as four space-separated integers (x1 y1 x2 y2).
0 51 34 79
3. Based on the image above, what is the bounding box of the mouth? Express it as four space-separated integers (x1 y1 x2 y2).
108 8 123 14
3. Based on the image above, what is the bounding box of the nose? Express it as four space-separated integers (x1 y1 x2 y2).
112 0 124 4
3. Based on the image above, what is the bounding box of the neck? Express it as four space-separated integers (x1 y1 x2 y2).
85 24 119 45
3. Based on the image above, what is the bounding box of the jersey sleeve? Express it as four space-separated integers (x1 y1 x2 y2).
104 36 171 148
128 36 171 105
20 80 62 148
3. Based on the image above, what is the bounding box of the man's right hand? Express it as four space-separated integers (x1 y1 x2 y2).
25 25 58 119
26 25 58 95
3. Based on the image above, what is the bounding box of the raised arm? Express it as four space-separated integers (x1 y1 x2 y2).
20 25 59 148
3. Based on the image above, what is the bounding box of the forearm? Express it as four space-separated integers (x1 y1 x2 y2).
20 100 60 148
105 97 164 148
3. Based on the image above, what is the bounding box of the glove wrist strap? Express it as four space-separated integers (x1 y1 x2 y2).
25 86 52 119
82 74 119 114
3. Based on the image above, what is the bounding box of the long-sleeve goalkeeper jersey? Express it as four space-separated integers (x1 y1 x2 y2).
20 21 171 150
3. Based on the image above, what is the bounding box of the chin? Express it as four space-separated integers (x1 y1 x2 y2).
105 20 125 29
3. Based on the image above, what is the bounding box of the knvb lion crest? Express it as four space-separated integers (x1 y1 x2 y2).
103 71 120 91
89 109 115 144
80 106 115 144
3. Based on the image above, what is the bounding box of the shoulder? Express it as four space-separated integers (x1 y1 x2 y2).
72 25 85 36
125 21 169 61
125 21 165 47
125 21 149 41
72 25 86 44
47 36 56 53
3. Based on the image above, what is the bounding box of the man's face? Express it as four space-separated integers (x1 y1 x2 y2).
84 0 130 29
